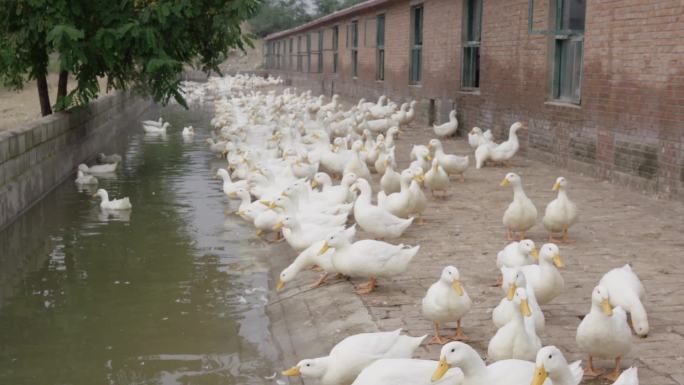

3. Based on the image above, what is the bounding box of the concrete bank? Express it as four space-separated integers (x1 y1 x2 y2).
0 92 153 230
265 93 684 385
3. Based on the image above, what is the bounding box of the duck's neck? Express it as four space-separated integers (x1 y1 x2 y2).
458 349 489 380
556 188 568 201
508 127 520 143
357 185 372 205
100 192 110 203
547 360 575 385
511 183 527 199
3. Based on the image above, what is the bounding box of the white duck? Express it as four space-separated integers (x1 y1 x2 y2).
276 226 356 291
143 121 170 133
431 341 539 385
496 239 537 269
380 155 401 194
182 126 195 136
501 172 538 241
353 358 463 385
530 346 583 385
344 140 372 181
494 267 545 332
277 215 344 251
612 367 639 385
467 127 485 149
410 144 429 161
422 266 472 344
433 110 458 137
425 159 449 197
282 329 425 385
407 167 428 224
576 285 632 381
488 122 526 165
322 229 420 294
520 243 564 305
429 138 469 181
75 170 98 185
290 155 319 179
92 189 132 210
409 146 431 172
542 177 578 243
374 144 394 175
78 163 117 175
215 168 249 196
377 169 413 218
599 264 648 338
352 179 413 239
229 187 266 218
487 287 541 362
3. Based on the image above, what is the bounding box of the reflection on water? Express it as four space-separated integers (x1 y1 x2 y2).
0 104 279 385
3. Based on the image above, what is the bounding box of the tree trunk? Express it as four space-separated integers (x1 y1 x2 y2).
36 72 52 116
56 70 68 109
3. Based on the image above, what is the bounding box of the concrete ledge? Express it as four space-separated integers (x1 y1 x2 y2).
0 91 153 230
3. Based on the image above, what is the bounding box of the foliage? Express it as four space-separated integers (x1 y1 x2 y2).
249 0 365 38
249 0 312 38
313 0 364 18
0 0 259 114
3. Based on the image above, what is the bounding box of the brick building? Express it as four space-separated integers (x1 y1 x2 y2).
262 0 683 200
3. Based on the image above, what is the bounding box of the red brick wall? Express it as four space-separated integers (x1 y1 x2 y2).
263 0 684 200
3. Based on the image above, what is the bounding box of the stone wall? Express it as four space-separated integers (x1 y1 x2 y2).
0 92 152 230
262 0 684 201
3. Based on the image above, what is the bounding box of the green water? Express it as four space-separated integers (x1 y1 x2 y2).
0 105 280 384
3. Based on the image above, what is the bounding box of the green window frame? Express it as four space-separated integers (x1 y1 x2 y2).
318 29 324 73
551 0 585 104
410 5 423 84
297 36 303 71
462 0 482 89
306 33 312 73
376 14 385 81
351 20 359 78
332 26 339 73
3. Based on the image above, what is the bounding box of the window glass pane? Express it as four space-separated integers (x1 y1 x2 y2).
376 15 385 47
333 26 338 50
413 7 423 46
560 0 586 31
466 0 482 42
351 21 358 47
462 46 480 88
557 39 583 101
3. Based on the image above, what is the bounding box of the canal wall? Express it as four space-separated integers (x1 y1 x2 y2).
0 92 153 230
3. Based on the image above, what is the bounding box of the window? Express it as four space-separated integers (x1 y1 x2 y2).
410 5 423 84
297 36 303 71
462 0 482 88
276 41 281 69
551 0 585 103
332 26 339 73
318 29 324 73
351 20 359 77
289 38 293 70
306 33 312 72
376 14 385 81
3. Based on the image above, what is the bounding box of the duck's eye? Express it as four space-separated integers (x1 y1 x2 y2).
548 354 552 359
306 364 310 367
451 348 455 353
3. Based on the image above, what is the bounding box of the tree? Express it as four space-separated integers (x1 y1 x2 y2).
249 0 311 38
0 0 259 116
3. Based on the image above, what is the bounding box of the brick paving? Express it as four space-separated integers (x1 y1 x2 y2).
266 113 684 385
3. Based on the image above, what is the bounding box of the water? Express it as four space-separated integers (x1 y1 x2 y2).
0 104 280 384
